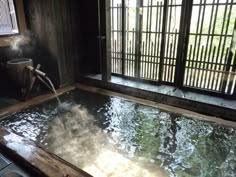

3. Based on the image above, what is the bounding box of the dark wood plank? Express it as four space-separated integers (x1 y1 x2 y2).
134 0 143 77
0 128 92 177
159 0 169 82
121 0 126 75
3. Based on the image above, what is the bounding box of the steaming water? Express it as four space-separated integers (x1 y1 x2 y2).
9 31 32 56
1 89 236 177
44 76 61 105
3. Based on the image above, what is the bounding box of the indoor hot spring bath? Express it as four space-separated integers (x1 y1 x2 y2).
1 88 236 177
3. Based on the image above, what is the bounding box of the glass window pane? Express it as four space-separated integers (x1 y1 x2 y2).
0 0 18 35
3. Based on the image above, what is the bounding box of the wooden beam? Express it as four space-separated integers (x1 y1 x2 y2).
98 0 111 81
175 0 193 86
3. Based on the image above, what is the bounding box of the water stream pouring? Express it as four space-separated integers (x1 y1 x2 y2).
26 65 61 105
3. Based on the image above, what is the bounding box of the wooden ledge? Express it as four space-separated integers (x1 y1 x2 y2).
76 83 236 128
0 85 76 119
0 127 92 177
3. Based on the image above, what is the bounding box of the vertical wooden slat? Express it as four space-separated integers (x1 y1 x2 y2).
155 2 163 81
227 18 236 94
147 0 153 79
219 48 229 90
198 46 205 88
126 36 129 76
196 46 204 87
201 0 215 88
204 0 219 89
211 47 219 90
187 45 193 86
166 0 173 82
159 0 169 82
129 40 132 76
215 48 226 91
153 2 159 80
111 0 115 73
212 0 231 90
228 52 236 94
171 31 177 83
121 0 126 75
126 1 129 60
219 0 233 67
212 59 219 90
115 40 117 73
207 46 217 89
118 4 121 73
117 4 120 73
221 49 233 93
169 43 173 82
144 0 150 78
125 3 129 76
110 1 113 72
196 0 206 87
191 0 202 87
141 41 145 77
132 28 135 77
150 42 154 79
135 0 143 78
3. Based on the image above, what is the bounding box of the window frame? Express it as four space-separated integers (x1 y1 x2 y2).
0 0 20 36
0 0 27 46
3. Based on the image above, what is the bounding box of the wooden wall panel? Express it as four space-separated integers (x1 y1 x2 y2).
0 0 100 90
23 0 81 86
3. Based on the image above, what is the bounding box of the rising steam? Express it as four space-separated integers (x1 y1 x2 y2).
11 31 31 49
43 105 167 177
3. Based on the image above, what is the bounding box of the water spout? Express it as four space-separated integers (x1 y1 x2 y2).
44 76 61 105
26 66 61 105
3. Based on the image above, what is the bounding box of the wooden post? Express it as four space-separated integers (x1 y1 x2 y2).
121 0 126 75
174 0 193 87
98 0 111 81
134 0 143 78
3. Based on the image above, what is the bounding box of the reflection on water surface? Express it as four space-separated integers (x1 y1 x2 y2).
1 89 236 177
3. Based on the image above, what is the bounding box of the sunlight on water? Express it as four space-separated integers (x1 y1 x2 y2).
44 105 167 177
83 149 165 177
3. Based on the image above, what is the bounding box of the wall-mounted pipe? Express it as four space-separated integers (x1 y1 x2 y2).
26 65 46 77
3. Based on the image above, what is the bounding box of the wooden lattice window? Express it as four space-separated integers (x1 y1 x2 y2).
108 0 236 97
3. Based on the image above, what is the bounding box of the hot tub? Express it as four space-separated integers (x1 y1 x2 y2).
1 87 236 177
